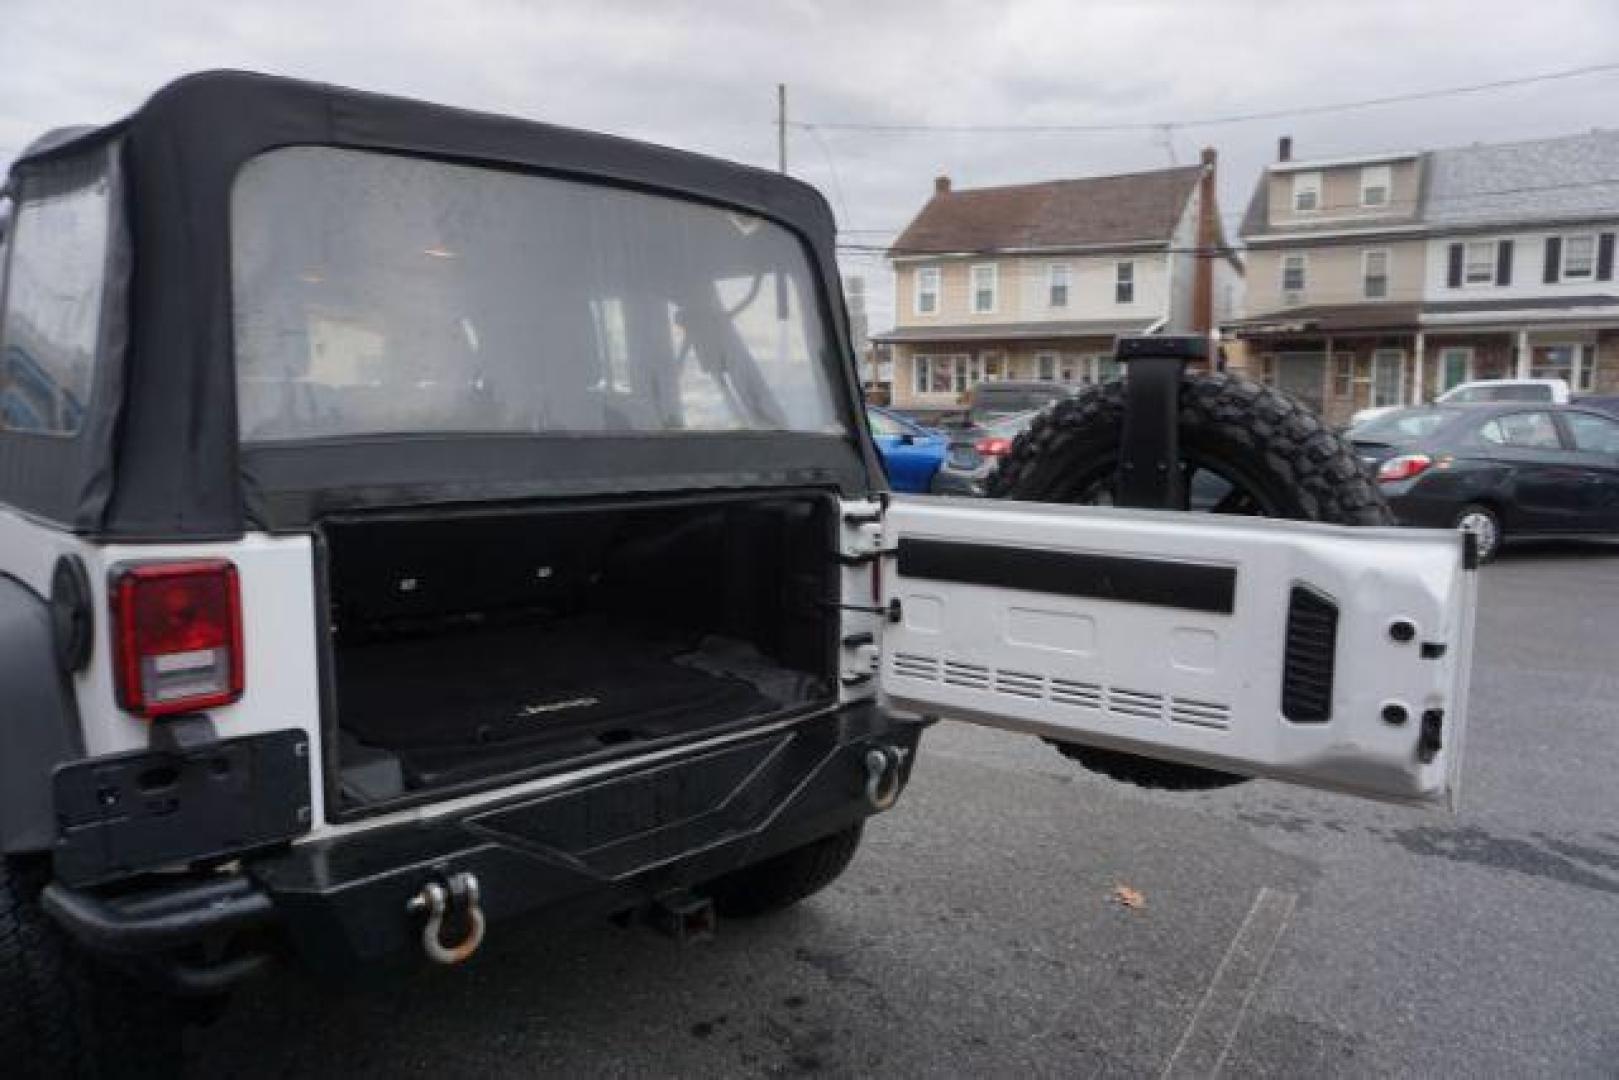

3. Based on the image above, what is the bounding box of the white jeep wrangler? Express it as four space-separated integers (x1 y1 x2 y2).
0 71 1476 1076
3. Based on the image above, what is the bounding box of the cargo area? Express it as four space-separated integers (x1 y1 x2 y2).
321 493 838 810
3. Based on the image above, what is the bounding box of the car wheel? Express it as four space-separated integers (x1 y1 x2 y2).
704 825 864 918
1454 504 1502 563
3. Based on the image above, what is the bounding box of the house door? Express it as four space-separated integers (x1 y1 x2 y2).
1274 354 1326 414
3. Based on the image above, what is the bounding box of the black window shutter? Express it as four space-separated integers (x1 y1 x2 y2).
1598 233 1615 281
1447 243 1464 288
1544 236 1562 283
1496 240 1513 285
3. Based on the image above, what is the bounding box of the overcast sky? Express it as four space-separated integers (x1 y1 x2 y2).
5 0 1619 330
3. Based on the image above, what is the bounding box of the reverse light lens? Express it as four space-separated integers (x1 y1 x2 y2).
1377 453 1433 483
111 560 244 718
975 436 1013 457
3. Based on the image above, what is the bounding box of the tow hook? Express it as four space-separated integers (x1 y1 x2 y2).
864 746 905 810
406 871 486 965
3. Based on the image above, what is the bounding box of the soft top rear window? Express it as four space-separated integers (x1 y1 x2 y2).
231 147 848 442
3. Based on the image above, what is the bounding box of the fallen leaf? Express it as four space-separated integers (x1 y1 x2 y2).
1112 884 1145 910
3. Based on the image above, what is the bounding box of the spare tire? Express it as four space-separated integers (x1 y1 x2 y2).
989 372 1392 791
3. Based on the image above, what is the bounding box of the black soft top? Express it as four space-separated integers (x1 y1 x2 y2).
2 71 876 538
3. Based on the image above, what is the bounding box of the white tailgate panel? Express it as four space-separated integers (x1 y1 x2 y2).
881 497 1476 806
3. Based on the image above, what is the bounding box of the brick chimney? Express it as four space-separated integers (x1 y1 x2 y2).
1191 147 1219 338
934 175 952 195
1277 135 1292 162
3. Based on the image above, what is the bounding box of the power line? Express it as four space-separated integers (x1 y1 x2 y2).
791 60 1619 135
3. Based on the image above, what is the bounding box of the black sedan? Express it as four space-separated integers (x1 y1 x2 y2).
1349 403 1619 560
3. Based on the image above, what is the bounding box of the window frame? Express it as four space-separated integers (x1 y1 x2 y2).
913 354 933 396
1359 165 1392 208
1047 262 1071 308
1463 240 1497 286
1292 171 1322 213
1561 233 1597 280
970 263 998 314
1362 248 1390 299
1114 260 1135 305
1035 352 1057 381
914 266 941 315
1279 252 1307 298
1369 348 1405 408
1563 410 1619 453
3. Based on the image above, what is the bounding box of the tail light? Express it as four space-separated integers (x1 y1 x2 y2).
111 560 244 718
975 436 1013 457
1376 454 1433 483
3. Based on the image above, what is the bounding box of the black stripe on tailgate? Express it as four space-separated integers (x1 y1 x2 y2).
895 538 1236 615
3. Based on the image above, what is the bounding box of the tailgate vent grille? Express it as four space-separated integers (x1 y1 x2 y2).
892 652 938 681
1050 678 1104 710
1282 586 1338 723
942 660 990 689
993 669 1045 699
1106 687 1164 721
1169 697 1231 730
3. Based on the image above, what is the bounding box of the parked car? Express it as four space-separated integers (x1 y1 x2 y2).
964 379 1074 426
0 72 1475 1073
1349 377 1570 428
1350 403 1619 560
931 408 1040 496
866 405 949 493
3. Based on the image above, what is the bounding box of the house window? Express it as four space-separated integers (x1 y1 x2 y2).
1362 249 1390 299
1332 354 1354 398
1292 171 1322 212
1562 235 1597 280
913 355 931 395
971 264 997 313
1280 253 1307 297
1036 353 1057 381
1048 263 1070 307
984 354 1006 381
1114 261 1135 304
1464 241 1496 285
914 267 940 314
1088 355 1121 383
1360 165 1391 207
928 355 955 394
1370 349 1404 408
1059 357 1076 383
1530 343 1589 389
1438 347 1475 393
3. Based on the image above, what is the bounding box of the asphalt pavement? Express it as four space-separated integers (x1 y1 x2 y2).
189 540 1619 1077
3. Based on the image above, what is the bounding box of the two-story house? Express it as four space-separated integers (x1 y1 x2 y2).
873 150 1242 414
1230 132 1619 424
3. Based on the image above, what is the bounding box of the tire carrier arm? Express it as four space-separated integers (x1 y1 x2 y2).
1114 334 1206 511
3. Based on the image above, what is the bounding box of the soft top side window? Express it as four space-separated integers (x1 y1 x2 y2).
0 157 112 437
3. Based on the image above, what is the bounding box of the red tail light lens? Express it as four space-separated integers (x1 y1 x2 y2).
1376 454 1433 483
111 560 244 718
975 436 1013 457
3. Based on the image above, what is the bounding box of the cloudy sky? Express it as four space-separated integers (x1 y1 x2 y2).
5 0 1619 330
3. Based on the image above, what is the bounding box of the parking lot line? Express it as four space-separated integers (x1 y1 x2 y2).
1160 886 1298 1079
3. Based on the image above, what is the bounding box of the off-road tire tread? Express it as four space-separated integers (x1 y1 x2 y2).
989 372 1393 526
0 856 181 1078
706 824 865 918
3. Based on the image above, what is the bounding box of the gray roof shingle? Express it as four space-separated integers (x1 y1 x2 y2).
1424 130 1619 228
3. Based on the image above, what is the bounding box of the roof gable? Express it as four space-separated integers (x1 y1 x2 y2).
891 166 1202 255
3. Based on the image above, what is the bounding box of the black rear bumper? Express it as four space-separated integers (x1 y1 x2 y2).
45 702 920 983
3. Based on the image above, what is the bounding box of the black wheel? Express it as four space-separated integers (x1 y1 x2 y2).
0 856 182 1078
991 373 1393 791
1454 503 1502 563
705 824 864 918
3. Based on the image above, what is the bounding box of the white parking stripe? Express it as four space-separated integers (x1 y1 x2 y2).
1160 886 1298 1079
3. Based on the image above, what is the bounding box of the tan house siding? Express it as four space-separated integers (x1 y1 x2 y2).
1267 158 1419 226
1246 240 1425 313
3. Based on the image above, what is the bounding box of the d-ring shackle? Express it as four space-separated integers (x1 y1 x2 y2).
406 871 486 964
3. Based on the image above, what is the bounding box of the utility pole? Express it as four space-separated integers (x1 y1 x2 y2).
777 83 787 174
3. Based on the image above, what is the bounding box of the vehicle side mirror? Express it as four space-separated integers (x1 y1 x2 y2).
898 432 916 446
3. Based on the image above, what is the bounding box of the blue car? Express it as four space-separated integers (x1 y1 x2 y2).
866 406 949 493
